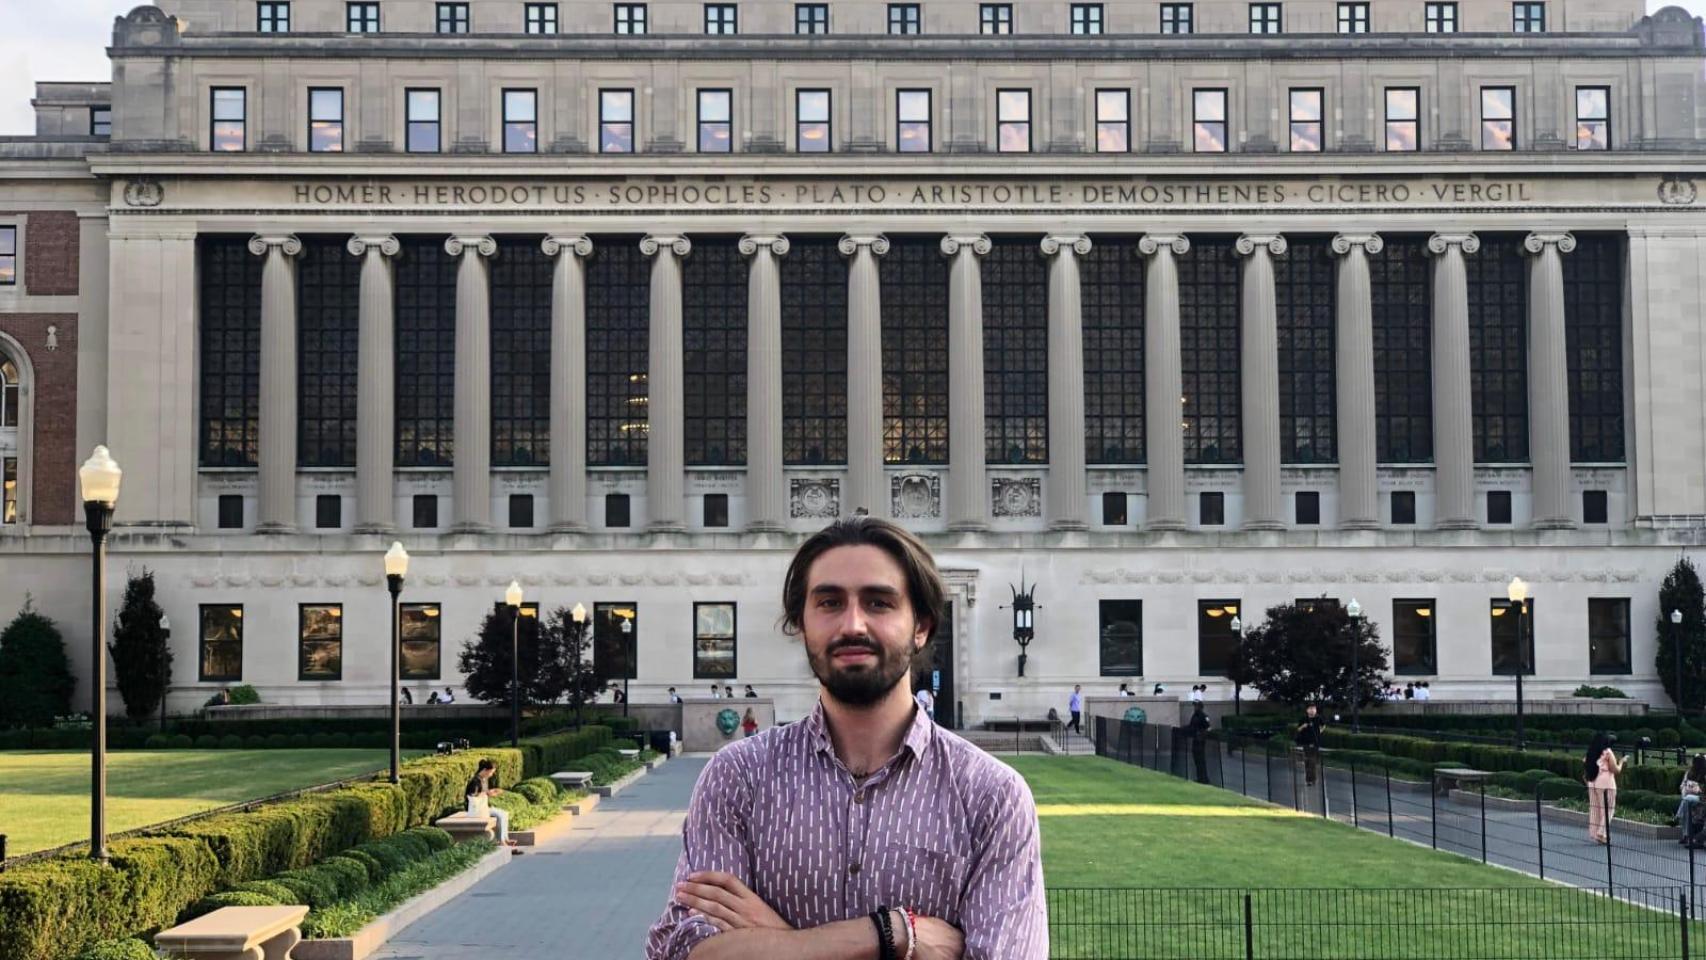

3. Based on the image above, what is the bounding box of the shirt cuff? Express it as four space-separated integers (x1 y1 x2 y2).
662 915 720 960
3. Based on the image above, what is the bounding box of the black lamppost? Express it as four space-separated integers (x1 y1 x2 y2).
79 445 121 861
1673 608 1686 716
384 542 409 784
505 580 523 746
1346 598 1364 733
158 613 170 732
620 616 633 717
1229 615 1246 716
1005 581 1038 678
1508 576 1529 751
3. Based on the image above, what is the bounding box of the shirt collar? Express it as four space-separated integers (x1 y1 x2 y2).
807 696 935 763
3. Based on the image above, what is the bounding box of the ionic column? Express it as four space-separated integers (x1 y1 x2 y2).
942 234 991 533
447 235 496 533
1042 234 1091 531
1331 233 1382 530
1138 234 1189 531
839 234 889 518
348 235 400 533
543 235 594 533
642 235 691 533
1428 233 1480 530
249 234 302 533
741 234 790 532
1525 232 1577 529
1235 235 1286 531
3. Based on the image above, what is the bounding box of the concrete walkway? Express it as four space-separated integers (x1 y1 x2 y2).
373 755 706 960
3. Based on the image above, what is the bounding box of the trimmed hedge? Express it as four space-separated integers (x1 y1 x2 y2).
70 942 156 960
184 827 454 918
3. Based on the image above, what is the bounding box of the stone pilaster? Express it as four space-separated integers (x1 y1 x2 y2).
942 234 991 532
839 234 889 517
447 235 496 533
1235 234 1286 530
1138 235 1189 530
543 235 594 532
1427 233 1480 530
249 234 302 533
641 235 691 532
741 234 790 532
348 235 400 533
1042 235 1091 531
1331 233 1382 530
1525 231 1578 529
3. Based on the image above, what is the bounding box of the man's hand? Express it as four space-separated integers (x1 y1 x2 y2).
910 915 965 960
674 871 792 933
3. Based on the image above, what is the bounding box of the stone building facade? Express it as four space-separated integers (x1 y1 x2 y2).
1 0 1704 724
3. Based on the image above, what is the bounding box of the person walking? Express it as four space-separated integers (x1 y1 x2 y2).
1186 701 1212 784
742 707 759 738
1296 704 1324 787
1067 684 1083 735
1585 732 1626 844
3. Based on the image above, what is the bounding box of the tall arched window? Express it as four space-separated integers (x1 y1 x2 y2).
0 349 19 525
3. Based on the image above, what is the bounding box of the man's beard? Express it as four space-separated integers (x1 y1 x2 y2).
808 635 914 707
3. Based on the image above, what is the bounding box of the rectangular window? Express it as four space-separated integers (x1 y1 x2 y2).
705 3 738 33
1583 489 1608 524
308 88 344 152
1513 1 1544 32
525 2 558 32
600 89 634 153
436 2 469 32
90 106 112 136
1249 2 1281 33
400 603 442 680
1588 598 1631 674
503 89 538 154
693 602 737 679
1384 88 1419 152
217 494 244 529
0 225 14 285
605 492 631 527
1198 599 1240 676
1337 1 1368 32
1425 1 1457 32
199 605 244 681
1576 86 1609 151
980 4 1012 33
1295 490 1320 525
1095 89 1129 152
258 1 290 32
1 458 13 525
614 3 648 32
1102 491 1129 526
1289 88 1322 152
1392 599 1436 674
509 493 534 528
412 493 438 528
781 239 850 465
1490 598 1535 676
897 89 931 152
796 3 828 32
211 88 246 152
1070 3 1103 34
299 603 344 681
1390 490 1416 525
315 494 341 529
698 89 733 152
703 493 729 528
1160 3 1193 33
888 3 920 33
594 602 638 679
1099 599 1143 676
406 89 440 153
347 2 380 31
1199 491 1225 526
1481 86 1515 150
997 89 1031 153
797 89 831 152
1486 489 1513 524
1193 88 1227 153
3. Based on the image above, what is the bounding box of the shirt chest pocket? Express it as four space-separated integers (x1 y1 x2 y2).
876 843 970 924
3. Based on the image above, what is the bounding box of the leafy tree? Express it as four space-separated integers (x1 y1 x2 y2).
457 603 569 706
109 569 173 724
0 596 75 728
559 610 607 727
1656 556 1706 711
1239 600 1388 711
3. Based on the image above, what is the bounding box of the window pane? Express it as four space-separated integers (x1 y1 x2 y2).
981 239 1049 462
296 237 360 465
1588 598 1631 674
1194 90 1225 122
1081 239 1145 463
1392 599 1436 674
1290 90 1321 122
213 89 245 121
1482 88 1513 120
491 239 553 464
1099 600 1143 676
602 123 634 152
781 239 849 464
299 604 344 680
1577 87 1608 120
1387 89 1417 121
200 606 244 681
603 90 634 122
693 603 738 679
997 90 1030 122
1490 599 1534 676
310 89 342 121
682 239 748 465
1197 600 1240 676
1097 123 1128 152
408 90 439 121
880 238 950 463
700 91 731 122
898 90 930 122
799 89 830 122
505 91 537 122
400 603 442 680
1097 90 1128 123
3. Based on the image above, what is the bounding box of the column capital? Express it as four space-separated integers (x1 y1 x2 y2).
838 234 890 256
739 235 790 257
1235 235 1288 257
1523 232 1577 255
346 235 399 258
542 235 593 258
248 234 301 257
444 236 496 257
1040 235 1092 257
1331 233 1384 256
1138 234 1190 257
939 234 991 257
640 235 692 257
1427 233 1481 256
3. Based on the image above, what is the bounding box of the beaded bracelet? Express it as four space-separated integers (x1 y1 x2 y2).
901 908 918 960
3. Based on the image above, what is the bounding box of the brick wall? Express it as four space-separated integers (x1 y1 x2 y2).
0 315 78 525
22 211 79 296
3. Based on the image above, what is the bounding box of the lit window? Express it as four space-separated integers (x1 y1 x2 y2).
797 89 831 152
1193 89 1226 153
997 89 1030 152
1289 88 1322 152
1095 89 1128 152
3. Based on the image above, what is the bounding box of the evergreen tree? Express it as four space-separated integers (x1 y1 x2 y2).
1656 556 1706 711
0 597 75 728
456 603 570 706
110 569 173 724
1239 600 1388 710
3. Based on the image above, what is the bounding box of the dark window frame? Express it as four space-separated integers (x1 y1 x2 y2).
0 225 15 286
600 89 635 153
297 236 361 467
996 88 1032 153
682 238 749 466
502 88 539 154
605 492 632 527
704 2 738 33
394 237 458 467
399 602 443 680
1467 236 1529 463
413 493 439 528
1390 490 1417 525
692 601 737 679
1486 489 1513 524
1588 597 1632 675
896 88 932 152
1563 235 1625 463
1081 238 1145 464
1490 598 1535 677
308 87 345 153
1481 85 1516 151
90 106 112 136
702 493 729 528
1392 598 1437 675
490 238 554 466
1199 491 1226 526
211 87 247 152
1094 88 1130 153
297 602 345 682
1248 2 1281 33
199 604 245 682
1583 489 1609 524
1384 87 1419 152
1070 3 1104 34
1179 238 1241 463
614 2 648 32
1160 2 1193 33
698 88 734 153
888 3 921 34
1192 88 1228 153
1295 490 1321 525
1289 87 1323 152
1575 86 1610 151
1337 1 1368 32
586 240 650 466
1197 599 1241 676
1371 236 1433 463
980 3 1013 34
796 88 832 153
1099 599 1144 677
1513 1 1545 32
435 1 470 33
199 237 263 467
257 1 291 32
509 493 535 528
781 239 850 465
1275 237 1337 464
1102 491 1129 526
981 238 1049 464
795 2 829 32
524 2 559 33
315 494 342 529
1424 1 1457 32
594 602 638 680
346 1 380 31
217 494 244 529
880 237 950 464
405 88 442 154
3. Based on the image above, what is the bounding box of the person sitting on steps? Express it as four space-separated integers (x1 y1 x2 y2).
466 758 522 853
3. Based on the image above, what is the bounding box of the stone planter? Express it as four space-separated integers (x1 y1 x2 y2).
567 793 601 816
592 765 647 798
1448 789 1681 840
292 847 510 960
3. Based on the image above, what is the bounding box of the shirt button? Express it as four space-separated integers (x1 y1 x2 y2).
849 862 862 875
853 791 865 804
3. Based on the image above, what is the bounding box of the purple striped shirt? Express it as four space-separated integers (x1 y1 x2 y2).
646 700 1048 959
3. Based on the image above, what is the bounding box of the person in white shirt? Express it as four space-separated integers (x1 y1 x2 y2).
1117 683 1134 697
1189 684 1204 704
1416 683 1431 701
668 686 683 704
441 687 455 704
709 683 721 699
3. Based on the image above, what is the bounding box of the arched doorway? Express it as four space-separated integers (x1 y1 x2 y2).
0 348 18 526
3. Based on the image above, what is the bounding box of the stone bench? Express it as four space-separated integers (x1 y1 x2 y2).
1433 767 1491 796
616 748 640 760
156 905 309 960
433 811 496 843
550 771 594 791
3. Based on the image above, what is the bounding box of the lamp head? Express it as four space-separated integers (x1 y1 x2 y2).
620 616 633 634
78 445 122 506
1673 609 1685 625
1229 616 1242 633
505 580 523 608
160 613 170 632
571 602 588 624
1506 576 1528 604
1346 598 1362 618
384 541 409 578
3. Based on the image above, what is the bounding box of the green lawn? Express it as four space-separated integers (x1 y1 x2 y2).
0 749 420 856
1006 756 1693 959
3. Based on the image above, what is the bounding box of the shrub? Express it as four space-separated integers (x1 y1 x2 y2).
1658 728 1682 748
70 940 157 960
1538 777 1587 802
0 601 76 730
266 733 290 749
309 733 336 749
244 735 268 749
325 732 351 748
228 685 261 705
143 734 171 749
167 734 192 749
229 880 299 904
287 733 311 749
334 849 383 882
194 735 220 749
512 778 559 805
183 889 283 920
